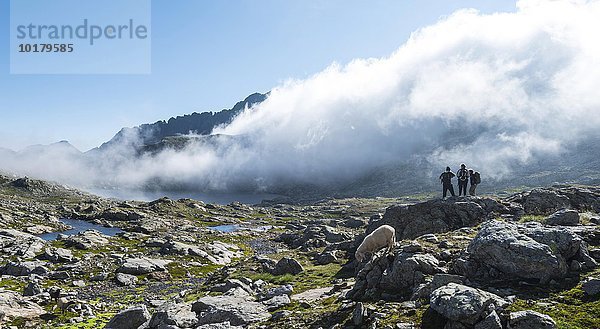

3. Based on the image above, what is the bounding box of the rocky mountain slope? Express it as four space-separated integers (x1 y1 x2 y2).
0 174 599 328
93 93 267 153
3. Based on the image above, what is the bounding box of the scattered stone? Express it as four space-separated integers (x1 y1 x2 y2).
0 261 48 277
115 273 138 286
192 296 270 326
430 283 508 325
0 229 46 258
0 290 45 321
582 277 600 296
23 282 42 296
315 251 338 265
545 209 580 226
262 294 291 311
508 310 556 329
270 257 304 275
353 302 367 326
475 310 502 329
105 305 151 329
61 230 109 249
38 247 74 263
148 302 198 328
117 257 171 275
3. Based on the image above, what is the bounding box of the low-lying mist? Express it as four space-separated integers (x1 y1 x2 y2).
2 0 600 197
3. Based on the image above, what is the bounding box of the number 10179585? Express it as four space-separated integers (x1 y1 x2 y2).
18 44 74 53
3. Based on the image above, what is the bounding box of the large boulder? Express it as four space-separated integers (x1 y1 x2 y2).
60 230 109 249
270 257 304 275
192 296 270 326
508 186 600 215
508 310 556 329
348 250 441 301
453 220 596 282
0 261 48 277
148 302 198 328
0 290 45 321
117 258 171 275
105 305 151 329
276 224 353 251
368 198 520 240
37 247 74 263
545 209 580 226
430 283 509 326
0 229 46 258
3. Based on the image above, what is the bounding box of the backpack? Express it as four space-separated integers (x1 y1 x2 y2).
474 172 481 184
458 169 468 181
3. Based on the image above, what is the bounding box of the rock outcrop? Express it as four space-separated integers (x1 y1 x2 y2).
453 220 597 283
368 197 521 240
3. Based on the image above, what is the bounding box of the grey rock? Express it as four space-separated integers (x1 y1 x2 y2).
411 274 465 300
349 251 440 300
38 247 74 263
0 290 45 320
115 273 138 286
211 279 254 295
23 282 42 296
368 197 520 240
271 310 292 321
262 294 291 311
344 217 367 228
0 229 46 258
192 296 270 326
508 310 556 329
117 258 171 275
582 277 600 296
353 302 367 326
475 310 502 329
430 283 508 325
453 220 596 282
264 284 294 299
545 209 580 226
1 261 48 277
195 322 243 329
315 251 338 265
105 305 151 329
61 230 109 249
270 257 304 275
149 302 198 328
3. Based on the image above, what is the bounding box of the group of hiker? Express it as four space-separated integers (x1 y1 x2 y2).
439 163 481 198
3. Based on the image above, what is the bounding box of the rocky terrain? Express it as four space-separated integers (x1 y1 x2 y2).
0 173 599 328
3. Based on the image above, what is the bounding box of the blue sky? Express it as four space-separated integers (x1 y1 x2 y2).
0 0 517 151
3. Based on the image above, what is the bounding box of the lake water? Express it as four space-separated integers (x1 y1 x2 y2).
39 218 123 241
209 224 274 233
86 188 281 205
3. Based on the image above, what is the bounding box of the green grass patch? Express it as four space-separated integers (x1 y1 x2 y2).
507 284 600 329
519 215 546 223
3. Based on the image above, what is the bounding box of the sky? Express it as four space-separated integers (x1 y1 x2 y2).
0 0 517 151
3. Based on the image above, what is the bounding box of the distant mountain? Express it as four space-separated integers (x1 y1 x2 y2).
94 92 267 152
19 140 82 157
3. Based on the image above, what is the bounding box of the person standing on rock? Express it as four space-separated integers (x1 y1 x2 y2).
469 169 481 196
456 164 469 196
439 167 456 199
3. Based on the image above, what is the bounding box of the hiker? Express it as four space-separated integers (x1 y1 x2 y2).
469 170 481 196
439 166 455 198
457 163 469 196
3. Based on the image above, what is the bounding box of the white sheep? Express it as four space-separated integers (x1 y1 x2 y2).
355 224 396 262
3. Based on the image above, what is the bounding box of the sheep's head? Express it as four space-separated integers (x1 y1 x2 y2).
355 251 365 263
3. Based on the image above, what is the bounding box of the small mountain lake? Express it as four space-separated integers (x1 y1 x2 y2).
209 224 273 233
39 218 123 241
